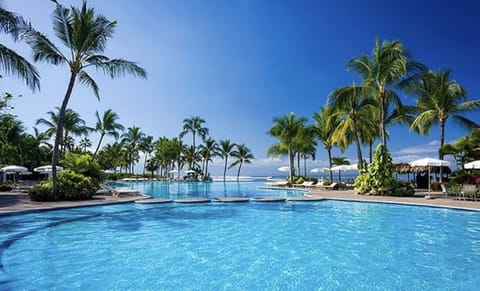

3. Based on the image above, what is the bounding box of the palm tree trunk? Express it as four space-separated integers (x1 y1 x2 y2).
303 156 307 177
327 147 333 183
380 93 387 149
93 133 105 157
52 72 76 197
143 152 149 176
289 149 295 184
223 158 228 181
353 122 364 169
439 120 446 182
237 162 242 181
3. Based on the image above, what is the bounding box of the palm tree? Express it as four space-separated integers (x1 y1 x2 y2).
218 139 236 181
313 106 341 183
121 126 145 174
78 136 92 153
36 107 89 158
198 137 218 179
93 109 124 156
295 125 317 176
268 112 307 183
179 116 209 169
25 2 146 194
329 84 377 169
409 69 480 158
139 135 154 175
347 37 424 149
229 144 254 181
0 5 40 91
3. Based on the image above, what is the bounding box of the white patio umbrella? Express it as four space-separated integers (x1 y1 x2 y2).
185 169 196 174
330 164 357 183
33 165 64 173
1 165 28 173
310 167 330 173
410 158 450 198
1 165 28 186
464 160 480 170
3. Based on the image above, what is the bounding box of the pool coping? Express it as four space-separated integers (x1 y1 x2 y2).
1 189 480 214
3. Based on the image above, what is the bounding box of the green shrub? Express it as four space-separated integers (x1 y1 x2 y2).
0 183 13 192
391 181 415 196
29 181 55 201
430 181 441 191
354 144 396 195
29 153 104 201
294 176 304 184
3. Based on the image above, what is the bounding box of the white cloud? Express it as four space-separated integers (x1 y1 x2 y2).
393 140 440 155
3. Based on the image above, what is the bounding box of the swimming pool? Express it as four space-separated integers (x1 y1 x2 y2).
120 180 306 199
1 199 479 290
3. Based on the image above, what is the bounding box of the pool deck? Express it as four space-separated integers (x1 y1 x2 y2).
1 189 479 214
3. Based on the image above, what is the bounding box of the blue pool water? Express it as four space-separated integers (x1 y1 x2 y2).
121 180 306 199
1 185 480 289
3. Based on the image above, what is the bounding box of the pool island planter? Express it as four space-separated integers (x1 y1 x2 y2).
174 198 211 203
135 198 173 204
252 197 286 202
214 197 250 203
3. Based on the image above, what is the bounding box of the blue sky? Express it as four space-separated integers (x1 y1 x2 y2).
3 0 480 176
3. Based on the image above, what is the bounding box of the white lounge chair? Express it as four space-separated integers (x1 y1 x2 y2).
322 182 338 190
461 184 477 201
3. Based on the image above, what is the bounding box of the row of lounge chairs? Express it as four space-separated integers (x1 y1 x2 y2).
265 181 339 190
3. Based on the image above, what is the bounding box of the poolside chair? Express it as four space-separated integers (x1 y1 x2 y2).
322 182 338 190
293 181 314 188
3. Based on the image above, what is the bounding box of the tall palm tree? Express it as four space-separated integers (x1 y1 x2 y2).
198 137 218 179
347 37 424 149
217 139 236 181
179 116 209 169
409 69 480 158
25 2 146 194
78 136 92 153
268 112 307 182
313 106 341 183
229 144 254 181
121 126 145 174
93 109 124 156
329 84 377 169
0 5 40 91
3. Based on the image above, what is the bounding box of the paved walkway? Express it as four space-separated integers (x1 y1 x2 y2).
307 189 480 211
1 189 479 215
0 192 148 215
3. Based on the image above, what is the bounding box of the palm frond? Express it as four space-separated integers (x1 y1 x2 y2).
0 44 40 91
78 70 99 99
452 115 479 131
97 58 147 79
24 29 67 65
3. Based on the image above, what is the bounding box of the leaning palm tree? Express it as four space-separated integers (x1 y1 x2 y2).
25 1 146 194
179 116 209 169
409 69 480 159
313 106 341 183
229 144 254 181
0 5 40 91
93 109 124 156
217 139 236 181
268 112 307 183
347 37 424 149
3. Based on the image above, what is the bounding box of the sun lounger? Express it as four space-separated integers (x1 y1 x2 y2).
293 181 314 188
461 184 477 202
322 182 338 190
